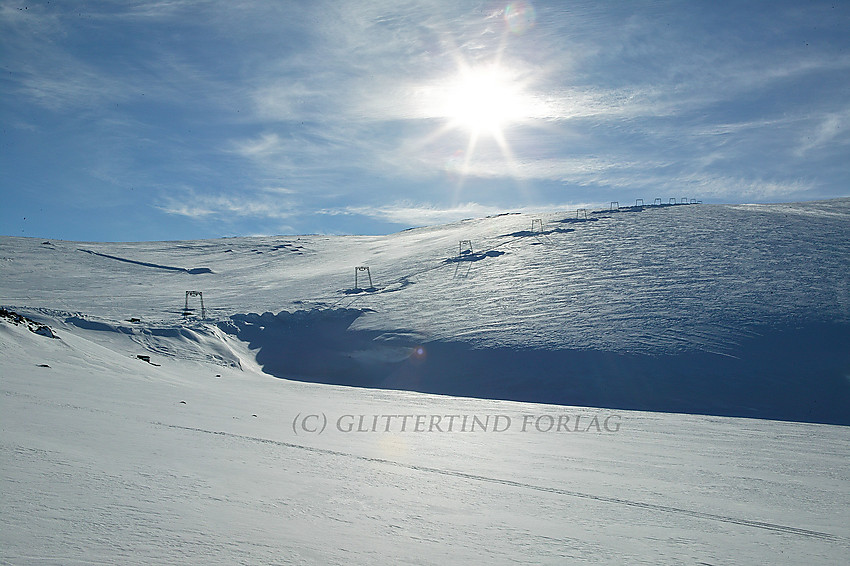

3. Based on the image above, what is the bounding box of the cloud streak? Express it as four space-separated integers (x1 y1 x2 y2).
157 188 297 221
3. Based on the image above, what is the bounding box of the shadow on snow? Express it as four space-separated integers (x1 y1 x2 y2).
220 309 850 426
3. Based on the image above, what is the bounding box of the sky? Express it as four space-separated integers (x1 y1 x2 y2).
1 1 849 241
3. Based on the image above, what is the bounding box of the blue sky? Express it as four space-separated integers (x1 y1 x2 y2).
2 1 848 241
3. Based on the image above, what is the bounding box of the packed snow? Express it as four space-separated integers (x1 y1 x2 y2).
2 200 849 564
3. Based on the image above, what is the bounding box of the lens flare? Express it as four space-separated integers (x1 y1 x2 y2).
505 1 536 35
410 345 427 360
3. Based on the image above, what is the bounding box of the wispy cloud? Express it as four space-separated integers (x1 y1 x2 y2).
157 188 297 220
231 133 286 159
796 109 850 157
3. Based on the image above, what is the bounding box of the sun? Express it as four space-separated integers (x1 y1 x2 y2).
412 60 543 189
441 65 529 137
444 66 527 136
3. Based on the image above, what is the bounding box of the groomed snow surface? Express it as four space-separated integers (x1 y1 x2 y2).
2 200 849 564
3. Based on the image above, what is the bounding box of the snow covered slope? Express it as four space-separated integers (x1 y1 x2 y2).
2 200 850 564
2 299 849 565
2 199 849 423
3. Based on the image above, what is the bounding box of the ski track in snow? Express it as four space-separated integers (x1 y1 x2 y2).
154 422 844 543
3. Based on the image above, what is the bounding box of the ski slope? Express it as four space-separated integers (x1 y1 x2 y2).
2 200 849 564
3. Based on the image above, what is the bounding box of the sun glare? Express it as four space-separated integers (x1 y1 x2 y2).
415 59 544 191
443 66 528 136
